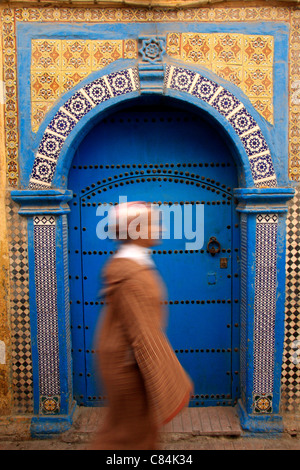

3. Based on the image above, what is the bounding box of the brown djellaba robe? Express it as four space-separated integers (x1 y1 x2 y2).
91 257 193 450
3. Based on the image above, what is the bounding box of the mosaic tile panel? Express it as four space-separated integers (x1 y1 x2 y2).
62 215 72 398
166 32 274 124
282 187 300 412
31 39 138 132
240 213 247 404
33 215 60 412
6 196 33 414
289 11 300 181
30 33 274 132
28 67 139 189
2 8 19 187
253 213 278 412
165 65 277 188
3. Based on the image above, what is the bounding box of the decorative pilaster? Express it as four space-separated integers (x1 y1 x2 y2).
234 187 294 432
11 190 75 437
253 213 278 414
34 215 61 414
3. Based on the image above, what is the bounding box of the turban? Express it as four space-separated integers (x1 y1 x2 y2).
108 201 160 241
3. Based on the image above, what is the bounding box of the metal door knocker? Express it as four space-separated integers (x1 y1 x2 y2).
207 236 221 256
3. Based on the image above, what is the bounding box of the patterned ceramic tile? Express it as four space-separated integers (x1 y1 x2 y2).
243 35 274 67
212 64 243 88
211 88 241 117
29 33 274 133
212 33 243 65
61 40 92 72
240 214 247 402
92 40 122 69
13 6 290 23
169 66 197 93
166 32 181 58
240 129 269 157
48 110 78 138
253 393 273 413
37 132 66 161
31 71 61 102
249 154 276 184
228 107 258 136
31 39 61 71
63 90 94 120
106 69 135 96
243 66 273 98
182 33 212 65
32 102 54 134
250 97 274 124
124 39 139 59
31 156 57 184
191 75 220 102
83 77 112 104
61 70 91 94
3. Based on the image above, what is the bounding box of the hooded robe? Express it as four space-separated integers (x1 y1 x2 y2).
91 257 193 450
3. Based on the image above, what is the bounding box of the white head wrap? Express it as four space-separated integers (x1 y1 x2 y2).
108 201 160 241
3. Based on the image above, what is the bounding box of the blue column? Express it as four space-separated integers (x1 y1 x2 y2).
234 187 294 433
11 190 76 437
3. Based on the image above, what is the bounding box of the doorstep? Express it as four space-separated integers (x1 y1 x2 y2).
0 406 242 441
68 406 242 439
162 406 242 436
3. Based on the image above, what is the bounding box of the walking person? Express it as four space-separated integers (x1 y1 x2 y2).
91 201 193 450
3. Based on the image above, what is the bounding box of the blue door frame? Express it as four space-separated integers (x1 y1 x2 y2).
11 53 295 436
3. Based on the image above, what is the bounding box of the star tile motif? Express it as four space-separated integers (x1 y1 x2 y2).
139 37 164 63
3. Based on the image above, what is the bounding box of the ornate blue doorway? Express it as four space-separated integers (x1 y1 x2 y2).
68 97 240 408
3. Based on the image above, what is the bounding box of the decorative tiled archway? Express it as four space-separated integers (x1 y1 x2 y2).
27 64 276 190
12 56 294 436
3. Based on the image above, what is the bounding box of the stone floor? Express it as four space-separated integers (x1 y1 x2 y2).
0 406 300 450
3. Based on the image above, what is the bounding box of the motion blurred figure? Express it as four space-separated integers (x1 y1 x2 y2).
91 201 193 450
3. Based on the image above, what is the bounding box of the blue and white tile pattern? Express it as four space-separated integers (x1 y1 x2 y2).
165 65 277 188
29 67 139 188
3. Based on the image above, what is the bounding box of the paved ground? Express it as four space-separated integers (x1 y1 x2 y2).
1 434 300 450
0 406 299 450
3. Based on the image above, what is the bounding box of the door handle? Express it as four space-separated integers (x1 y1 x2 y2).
207 236 221 256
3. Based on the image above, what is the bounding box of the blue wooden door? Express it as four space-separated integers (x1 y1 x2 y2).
68 101 240 407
